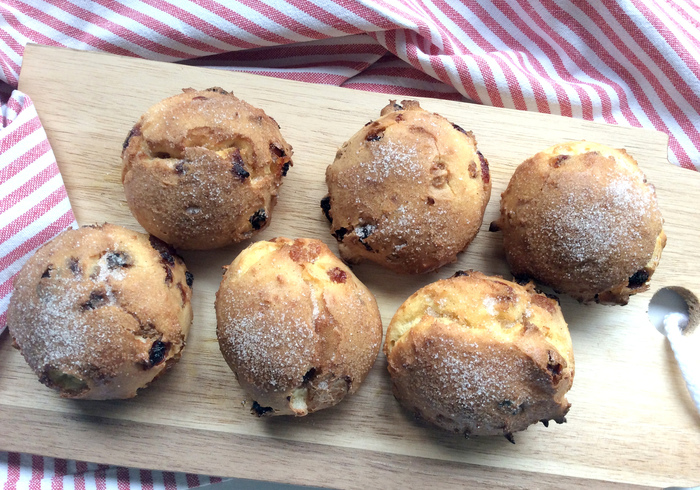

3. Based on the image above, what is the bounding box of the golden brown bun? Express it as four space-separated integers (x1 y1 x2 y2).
322 100 491 274
7 224 193 399
122 87 293 250
384 270 574 439
216 237 383 416
492 141 665 305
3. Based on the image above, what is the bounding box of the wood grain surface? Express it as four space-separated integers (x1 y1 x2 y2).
3 44 699 488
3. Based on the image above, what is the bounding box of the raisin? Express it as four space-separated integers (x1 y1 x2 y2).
365 130 383 142
393 102 403 111
426 196 435 205
628 269 649 288
148 340 169 367
105 252 131 269
332 227 349 241
270 143 286 159
553 154 569 167
174 162 185 175
230 148 249 180
320 196 332 223
281 161 291 176
513 274 530 285
327 267 347 283
547 351 563 377
81 291 106 311
498 400 522 415
452 270 470 278
477 151 490 183
185 271 194 287
249 208 267 230
504 433 516 444
68 257 81 275
395 113 404 122
356 224 376 251
452 122 468 135
489 221 501 232
164 265 173 284
41 266 53 278
540 419 550 427
177 282 187 303
205 87 229 94
302 367 317 384
251 401 274 417
364 120 373 127
149 236 176 266
122 125 141 150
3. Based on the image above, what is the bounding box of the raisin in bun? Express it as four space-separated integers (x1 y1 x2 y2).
216 237 382 416
6 224 193 399
491 141 665 305
322 100 491 274
122 87 292 250
384 270 574 440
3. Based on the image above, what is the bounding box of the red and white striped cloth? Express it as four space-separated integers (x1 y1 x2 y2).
0 1 698 489
0 90 76 330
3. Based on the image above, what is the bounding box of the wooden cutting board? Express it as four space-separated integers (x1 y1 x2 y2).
3 44 699 489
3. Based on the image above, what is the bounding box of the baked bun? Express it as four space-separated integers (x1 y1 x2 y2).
384 270 574 440
492 141 665 305
6 224 193 399
322 100 491 274
216 237 383 416
122 87 293 250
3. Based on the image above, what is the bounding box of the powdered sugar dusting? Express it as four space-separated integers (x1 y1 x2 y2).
538 175 653 271
222 287 315 393
358 139 423 184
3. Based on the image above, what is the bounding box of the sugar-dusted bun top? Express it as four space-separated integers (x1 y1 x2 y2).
323 99 491 274
384 270 574 438
496 141 665 304
216 237 382 416
7 223 193 399
122 87 293 249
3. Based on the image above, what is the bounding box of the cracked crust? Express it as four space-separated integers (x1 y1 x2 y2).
122 87 293 250
215 237 383 416
322 100 491 274
6 224 193 399
491 141 665 305
384 270 574 439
